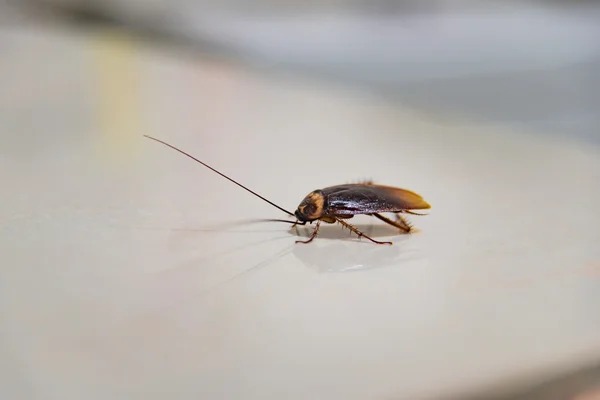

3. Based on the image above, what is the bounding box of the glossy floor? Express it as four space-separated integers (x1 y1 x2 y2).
1 16 599 400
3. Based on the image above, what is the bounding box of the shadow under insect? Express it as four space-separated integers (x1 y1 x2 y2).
289 216 419 242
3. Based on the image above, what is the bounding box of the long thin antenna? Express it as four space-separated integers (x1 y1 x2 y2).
143 135 295 217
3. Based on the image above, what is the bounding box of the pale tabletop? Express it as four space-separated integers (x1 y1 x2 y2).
1 18 599 400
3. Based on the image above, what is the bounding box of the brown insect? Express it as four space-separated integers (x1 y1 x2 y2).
144 135 431 245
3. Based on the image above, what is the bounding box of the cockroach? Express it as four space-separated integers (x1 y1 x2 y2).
143 135 431 245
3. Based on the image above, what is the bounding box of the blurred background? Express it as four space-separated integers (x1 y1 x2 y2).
5 0 600 146
1 0 599 399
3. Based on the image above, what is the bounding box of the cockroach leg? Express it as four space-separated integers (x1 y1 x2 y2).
373 213 412 233
319 216 337 223
402 210 428 216
296 220 321 244
395 213 414 232
336 218 392 245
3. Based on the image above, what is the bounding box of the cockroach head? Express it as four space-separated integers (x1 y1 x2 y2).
295 190 325 221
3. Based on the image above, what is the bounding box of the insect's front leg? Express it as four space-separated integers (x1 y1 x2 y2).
296 220 321 244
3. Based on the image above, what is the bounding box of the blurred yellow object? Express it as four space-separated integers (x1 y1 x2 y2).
89 29 142 163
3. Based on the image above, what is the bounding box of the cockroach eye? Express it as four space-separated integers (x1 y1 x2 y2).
303 204 315 216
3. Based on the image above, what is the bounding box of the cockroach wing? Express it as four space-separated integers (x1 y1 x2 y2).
321 184 431 216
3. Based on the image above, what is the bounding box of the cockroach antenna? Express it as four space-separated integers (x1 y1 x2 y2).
143 135 295 217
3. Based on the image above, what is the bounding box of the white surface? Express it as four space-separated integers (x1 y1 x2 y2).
1 23 600 400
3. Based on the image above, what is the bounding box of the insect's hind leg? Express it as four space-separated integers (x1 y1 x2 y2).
372 213 412 233
335 218 392 245
395 213 414 232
